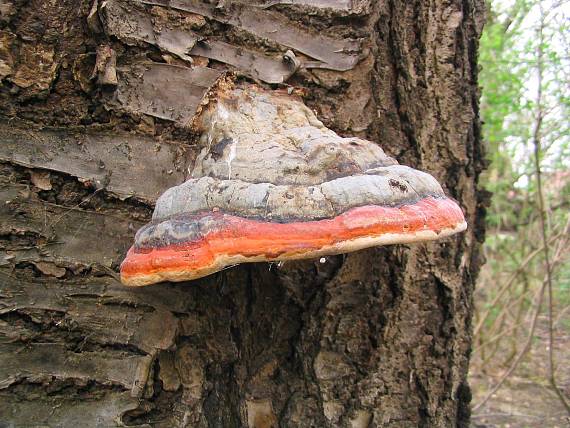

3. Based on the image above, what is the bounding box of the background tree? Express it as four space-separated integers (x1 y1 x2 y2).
0 0 485 426
472 0 570 422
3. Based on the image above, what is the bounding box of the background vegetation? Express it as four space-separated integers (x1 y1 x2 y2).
471 0 569 425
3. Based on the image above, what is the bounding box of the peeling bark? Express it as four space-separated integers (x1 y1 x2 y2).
111 63 222 125
0 122 192 202
140 0 363 71
0 0 485 426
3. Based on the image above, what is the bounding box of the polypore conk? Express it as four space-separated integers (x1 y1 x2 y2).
121 86 467 286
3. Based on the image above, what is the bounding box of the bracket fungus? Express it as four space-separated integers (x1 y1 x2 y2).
120 85 467 286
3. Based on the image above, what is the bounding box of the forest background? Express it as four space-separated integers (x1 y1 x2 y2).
470 0 569 425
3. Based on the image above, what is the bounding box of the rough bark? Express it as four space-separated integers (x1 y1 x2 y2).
0 0 486 427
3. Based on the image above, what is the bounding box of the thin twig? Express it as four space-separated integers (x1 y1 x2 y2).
474 231 563 336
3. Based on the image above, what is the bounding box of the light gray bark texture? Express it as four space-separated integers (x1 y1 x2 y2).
0 0 486 426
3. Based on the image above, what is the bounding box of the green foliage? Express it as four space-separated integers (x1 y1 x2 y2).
480 0 569 227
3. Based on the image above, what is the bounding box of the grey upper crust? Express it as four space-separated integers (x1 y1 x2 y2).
151 86 446 222
153 167 445 222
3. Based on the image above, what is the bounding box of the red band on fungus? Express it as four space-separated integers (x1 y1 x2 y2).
121 197 466 286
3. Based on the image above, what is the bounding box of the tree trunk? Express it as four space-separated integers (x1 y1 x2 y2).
0 0 486 426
